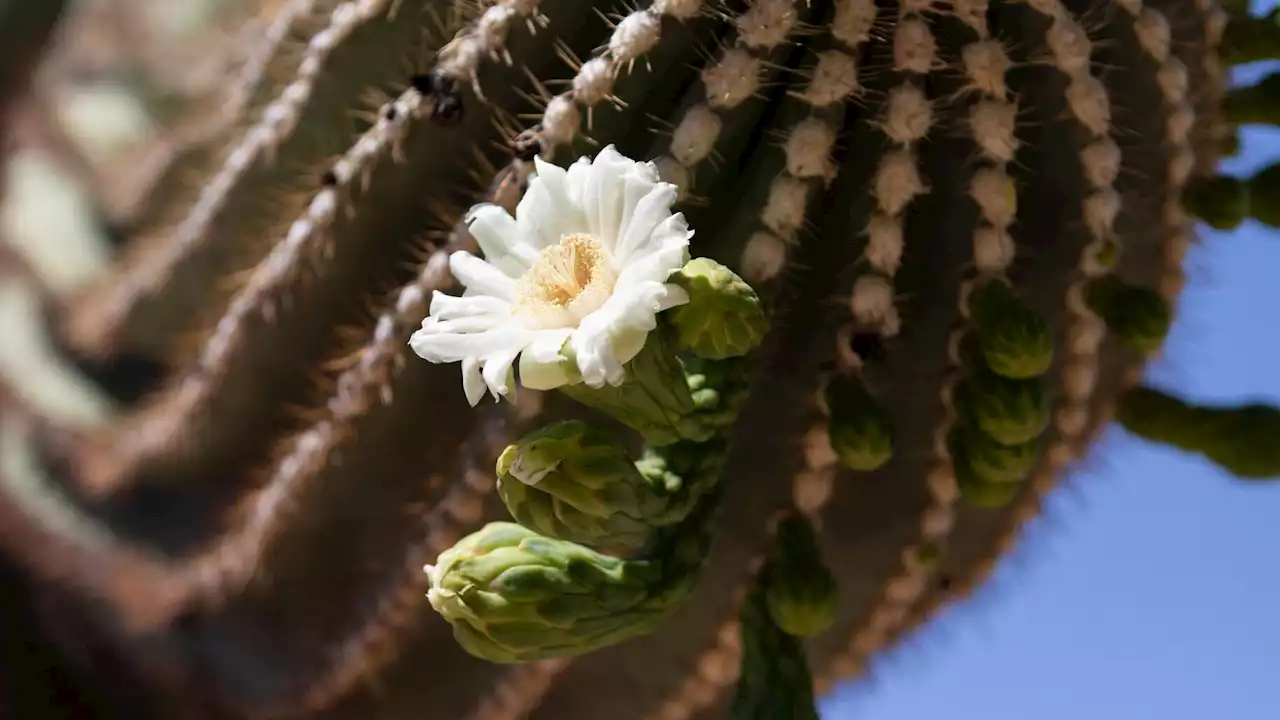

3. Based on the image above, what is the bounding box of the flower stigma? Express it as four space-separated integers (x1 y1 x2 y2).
513 233 619 329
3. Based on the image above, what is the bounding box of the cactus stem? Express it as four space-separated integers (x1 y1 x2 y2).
518 0 706 154
818 1 1227 687
652 0 805 214
792 414 839 517
865 2 1023 669
0 386 182 630
266 414 525 716
109 0 333 236
848 1 936 338
78 84 442 498
466 659 571 720
642 580 753 720
1117 2 1196 301
738 7 853 289
180 250 457 607
1195 0 1228 174
63 0 441 360
647 411 840 719
1021 0 1115 453
435 0 551 103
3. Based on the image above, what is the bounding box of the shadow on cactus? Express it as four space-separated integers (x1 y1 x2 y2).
0 0 1276 718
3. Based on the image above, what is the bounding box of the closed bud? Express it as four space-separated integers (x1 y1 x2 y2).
1086 276 1172 356
669 258 769 359
497 421 681 553
949 426 1037 484
763 514 838 637
825 375 893 471
956 461 1023 508
958 367 1050 447
968 280 1054 379
425 522 666 663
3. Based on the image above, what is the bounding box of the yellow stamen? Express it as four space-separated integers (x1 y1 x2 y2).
513 233 616 328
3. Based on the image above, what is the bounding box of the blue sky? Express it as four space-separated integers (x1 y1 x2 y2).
821 12 1280 720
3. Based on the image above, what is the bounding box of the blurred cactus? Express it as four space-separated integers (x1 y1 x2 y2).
0 0 1273 719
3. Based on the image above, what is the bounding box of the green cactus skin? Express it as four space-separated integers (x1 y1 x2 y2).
1116 386 1280 480
730 574 821 720
0 0 1270 719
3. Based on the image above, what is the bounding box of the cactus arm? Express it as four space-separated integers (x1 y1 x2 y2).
1115 386 1280 480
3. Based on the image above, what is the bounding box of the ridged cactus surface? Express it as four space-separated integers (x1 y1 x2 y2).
1 0 1275 719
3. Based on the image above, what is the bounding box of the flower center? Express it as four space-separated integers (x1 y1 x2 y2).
513 233 616 328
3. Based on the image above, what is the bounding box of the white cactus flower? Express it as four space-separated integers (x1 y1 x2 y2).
409 145 693 405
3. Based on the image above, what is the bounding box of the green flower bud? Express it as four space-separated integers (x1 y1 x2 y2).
968 280 1054 379
497 421 679 554
958 367 1049 447
683 357 752 432
825 375 893 471
1085 276 1172 356
949 427 1038 484
957 469 1022 508
763 514 838 637
669 258 768 359
425 522 671 663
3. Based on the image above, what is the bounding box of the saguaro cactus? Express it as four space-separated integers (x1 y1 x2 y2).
0 0 1273 718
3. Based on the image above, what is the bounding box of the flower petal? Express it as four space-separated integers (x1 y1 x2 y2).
616 162 661 245
481 347 520 401
449 251 516 301
563 153 595 208
426 315 504 335
570 280 671 387
409 325 527 364
518 158 587 248
461 357 486 406
466 204 540 276
577 146 630 245
615 184 683 263
428 291 510 321
518 328 576 390
657 283 690 311
616 222 691 288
